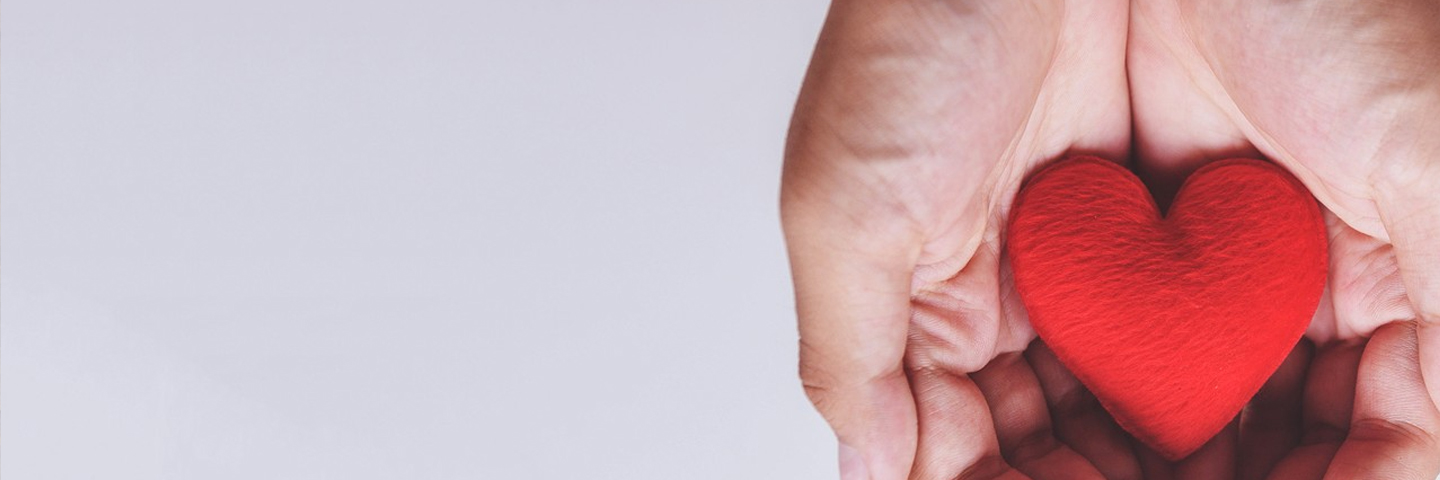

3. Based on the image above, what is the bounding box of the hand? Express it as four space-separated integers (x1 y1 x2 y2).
1229 323 1439 480
1129 0 1440 477
781 0 1131 478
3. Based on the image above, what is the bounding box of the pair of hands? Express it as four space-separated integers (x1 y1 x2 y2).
780 1 1440 479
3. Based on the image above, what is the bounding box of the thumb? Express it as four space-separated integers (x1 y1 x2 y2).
1377 163 1440 325
1376 162 1440 410
783 197 920 480
1322 321 1440 479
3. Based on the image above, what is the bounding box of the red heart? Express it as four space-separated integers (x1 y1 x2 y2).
1006 156 1327 460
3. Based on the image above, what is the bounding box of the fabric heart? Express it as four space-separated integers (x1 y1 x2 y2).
1005 156 1328 460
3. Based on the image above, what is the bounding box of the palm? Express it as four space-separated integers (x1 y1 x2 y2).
789 1 1439 478
1135 0 1429 339
1130 0 1440 231
1129 0 1440 477
783 1 1132 478
891 4 1144 477
1128 0 1427 368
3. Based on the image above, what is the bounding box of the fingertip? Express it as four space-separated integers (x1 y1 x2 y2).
1173 417 1238 480
1323 321 1440 480
1024 342 1143 480
788 218 920 478
907 366 1002 480
1353 321 1439 433
1237 340 1311 480
1131 440 1174 480
811 368 917 480
1301 338 1365 443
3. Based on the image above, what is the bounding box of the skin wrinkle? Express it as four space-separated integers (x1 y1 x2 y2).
780 0 1436 476
1127 30 1440 475
1376 186 1440 327
1144 8 1236 137
1129 1 1249 159
910 12 1060 272
1327 222 1413 339
799 322 904 395
782 162 909 246
1321 320 1440 477
910 299 999 373
1133 0 1440 240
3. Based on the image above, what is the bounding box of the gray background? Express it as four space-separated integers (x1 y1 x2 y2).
1 1 834 478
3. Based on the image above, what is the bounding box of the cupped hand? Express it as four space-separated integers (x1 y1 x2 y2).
781 0 1131 478
1129 0 1440 478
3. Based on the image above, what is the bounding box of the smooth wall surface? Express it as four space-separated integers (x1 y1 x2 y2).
1 1 834 478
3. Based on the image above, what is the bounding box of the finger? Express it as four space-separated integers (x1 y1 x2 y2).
1261 339 1364 480
789 251 916 478
1323 321 1440 480
1421 323 1440 410
909 366 1031 480
907 244 1034 480
1238 340 1312 480
1323 212 1414 341
784 200 920 478
1132 442 1175 480
1375 165 1440 406
1301 340 1364 443
1374 146 1440 327
1263 442 1339 480
1174 418 1238 480
1025 342 1142 480
971 352 1106 480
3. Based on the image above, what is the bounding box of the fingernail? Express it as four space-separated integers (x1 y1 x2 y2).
838 442 869 480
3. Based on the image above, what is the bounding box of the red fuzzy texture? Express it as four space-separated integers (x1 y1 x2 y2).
1006 156 1328 460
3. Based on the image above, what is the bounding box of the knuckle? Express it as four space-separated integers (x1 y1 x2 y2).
799 370 849 432
1347 418 1439 453
1050 386 1101 420
1417 302 1440 326
951 454 1012 480
798 342 838 410
1004 430 1062 468
798 363 831 404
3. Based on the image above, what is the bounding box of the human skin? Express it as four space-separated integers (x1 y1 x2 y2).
1128 1 1440 478
781 0 1440 479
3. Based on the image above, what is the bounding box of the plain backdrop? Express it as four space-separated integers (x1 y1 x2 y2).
1 1 836 478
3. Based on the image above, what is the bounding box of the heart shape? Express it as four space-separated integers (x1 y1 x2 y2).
1005 156 1328 460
